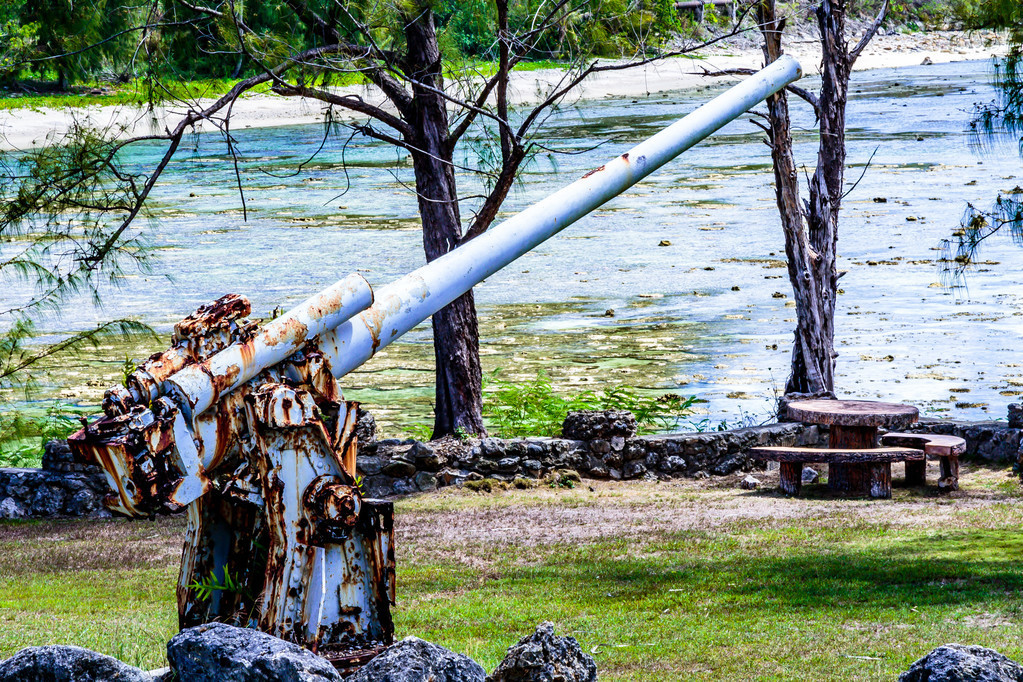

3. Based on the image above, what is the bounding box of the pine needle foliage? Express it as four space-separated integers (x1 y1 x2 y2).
0 120 155 421
942 0 1022 281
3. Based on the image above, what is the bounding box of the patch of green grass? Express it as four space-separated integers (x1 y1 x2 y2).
0 479 1021 678
0 78 280 111
397 525 1023 678
0 569 178 668
0 517 184 668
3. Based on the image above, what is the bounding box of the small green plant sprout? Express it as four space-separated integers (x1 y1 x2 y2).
545 469 581 489
354 475 365 495
120 355 137 387
190 566 246 603
40 402 81 442
405 423 433 442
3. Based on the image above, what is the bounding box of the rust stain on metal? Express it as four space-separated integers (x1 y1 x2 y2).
581 164 605 178
359 275 429 355
209 363 241 397
308 287 344 321
174 293 250 341
263 316 309 348
75 284 394 673
238 339 257 370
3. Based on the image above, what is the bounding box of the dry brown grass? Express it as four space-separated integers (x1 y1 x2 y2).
396 462 1023 567
0 516 185 576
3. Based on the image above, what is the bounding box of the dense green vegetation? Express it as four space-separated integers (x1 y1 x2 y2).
0 0 685 92
2 0 976 96
482 371 696 438
0 403 82 468
0 472 1020 678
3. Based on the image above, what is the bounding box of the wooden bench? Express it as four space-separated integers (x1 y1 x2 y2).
749 446 924 498
879 433 967 491
675 0 735 23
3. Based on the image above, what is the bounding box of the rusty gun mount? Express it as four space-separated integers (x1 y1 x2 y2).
70 277 395 669
67 57 802 672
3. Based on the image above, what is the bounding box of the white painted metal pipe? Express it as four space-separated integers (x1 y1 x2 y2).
165 273 373 417
318 55 803 377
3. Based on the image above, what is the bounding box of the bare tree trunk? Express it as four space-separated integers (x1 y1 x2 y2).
404 10 487 438
791 0 852 397
756 1 832 399
757 0 883 402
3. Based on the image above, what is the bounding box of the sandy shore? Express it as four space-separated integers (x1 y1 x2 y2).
0 29 1008 151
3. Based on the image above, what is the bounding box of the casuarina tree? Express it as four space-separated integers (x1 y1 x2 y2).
942 0 1022 276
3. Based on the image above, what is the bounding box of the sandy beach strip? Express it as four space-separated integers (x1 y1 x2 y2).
0 30 1008 152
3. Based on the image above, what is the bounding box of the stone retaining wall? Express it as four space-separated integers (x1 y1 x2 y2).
3 406 1021 519
356 420 824 498
0 441 111 519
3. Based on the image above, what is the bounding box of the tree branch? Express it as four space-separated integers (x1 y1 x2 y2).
462 145 527 242
849 0 889 65
272 83 411 138
88 42 349 263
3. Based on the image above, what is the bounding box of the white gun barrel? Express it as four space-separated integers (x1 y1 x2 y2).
317 55 803 378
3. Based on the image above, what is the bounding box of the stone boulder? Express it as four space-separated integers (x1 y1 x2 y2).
348 637 485 682
739 475 760 490
0 645 153 682
166 623 341 682
562 410 637 442
1008 404 1023 430
42 440 74 471
487 622 597 682
356 408 377 445
0 497 26 520
899 644 1023 682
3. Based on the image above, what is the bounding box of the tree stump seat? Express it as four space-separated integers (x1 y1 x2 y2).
749 445 924 498
879 432 966 491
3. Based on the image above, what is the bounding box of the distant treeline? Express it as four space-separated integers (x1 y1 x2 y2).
0 0 688 90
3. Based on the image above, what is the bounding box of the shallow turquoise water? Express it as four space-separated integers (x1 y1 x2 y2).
7 59 1023 434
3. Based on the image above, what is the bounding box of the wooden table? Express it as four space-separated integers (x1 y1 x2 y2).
788 399 919 495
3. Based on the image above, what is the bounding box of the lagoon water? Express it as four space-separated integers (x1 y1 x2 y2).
18 58 1023 434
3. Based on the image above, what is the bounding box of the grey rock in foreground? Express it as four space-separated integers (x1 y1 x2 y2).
899 644 1023 682
348 637 485 682
487 622 597 682
167 623 341 682
0 645 153 682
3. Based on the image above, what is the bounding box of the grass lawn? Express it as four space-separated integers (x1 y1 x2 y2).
1 462 1021 680
0 59 576 113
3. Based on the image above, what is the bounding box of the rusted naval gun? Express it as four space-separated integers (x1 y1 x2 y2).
67 56 802 671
